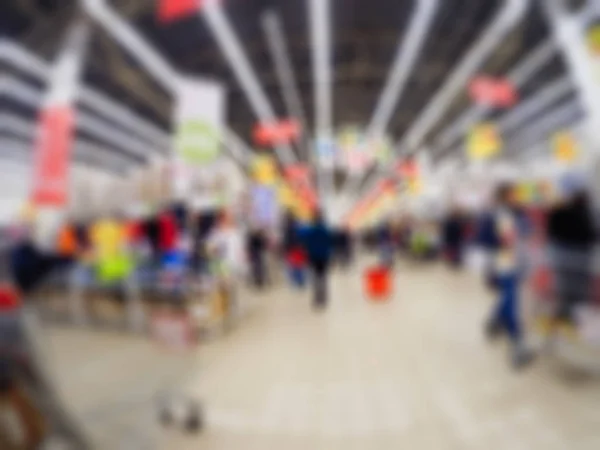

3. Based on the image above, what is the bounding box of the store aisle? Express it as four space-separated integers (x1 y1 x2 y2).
48 261 600 449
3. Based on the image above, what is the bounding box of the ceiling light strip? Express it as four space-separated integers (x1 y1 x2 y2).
202 1 296 165
3 77 153 160
262 11 309 160
0 39 170 150
433 2 596 153
398 0 528 155
338 0 439 208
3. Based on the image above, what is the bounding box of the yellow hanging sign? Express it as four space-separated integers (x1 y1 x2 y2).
277 182 294 207
587 25 600 55
407 177 423 196
277 182 312 221
552 131 578 164
252 154 279 185
467 123 501 160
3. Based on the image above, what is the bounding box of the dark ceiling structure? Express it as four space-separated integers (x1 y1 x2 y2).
2 0 590 175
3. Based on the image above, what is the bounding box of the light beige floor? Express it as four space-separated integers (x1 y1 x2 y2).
44 261 600 449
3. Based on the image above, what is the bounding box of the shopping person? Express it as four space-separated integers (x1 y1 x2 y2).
547 178 595 330
300 211 333 310
281 212 306 288
246 227 268 289
484 184 534 370
207 211 246 323
442 207 465 268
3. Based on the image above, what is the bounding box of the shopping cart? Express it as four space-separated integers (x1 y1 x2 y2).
1 267 207 449
526 241 600 372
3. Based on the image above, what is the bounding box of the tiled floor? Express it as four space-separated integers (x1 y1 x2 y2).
45 260 600 449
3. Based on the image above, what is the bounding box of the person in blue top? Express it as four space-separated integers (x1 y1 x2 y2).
299 210 333 310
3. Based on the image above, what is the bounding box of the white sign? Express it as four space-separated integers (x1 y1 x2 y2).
174 77 226 165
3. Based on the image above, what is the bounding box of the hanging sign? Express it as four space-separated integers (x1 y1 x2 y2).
277 182 294 208
346 152 372 174
250 184 279 227
174 77 225 165
587 25 600 55
466 123 501 160
284 164 318 210
253 119 300 147
315 135 337 169
251 154 279 185
158 0 208 23
277 182 312 221
407 177 423 196
374 135 394 165
338 126 373 174
31 106 75 206
31 21 90 207
552 131 578 164
395 158 419 180
469 76 517 108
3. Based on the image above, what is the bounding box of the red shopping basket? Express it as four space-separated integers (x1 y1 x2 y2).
364 266 392 301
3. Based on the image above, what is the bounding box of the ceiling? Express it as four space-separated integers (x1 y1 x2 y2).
3 0 588 172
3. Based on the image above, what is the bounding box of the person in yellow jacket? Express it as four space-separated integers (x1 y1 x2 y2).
90 215 133 284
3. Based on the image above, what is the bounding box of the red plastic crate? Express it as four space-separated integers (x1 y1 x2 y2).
364 266 392 301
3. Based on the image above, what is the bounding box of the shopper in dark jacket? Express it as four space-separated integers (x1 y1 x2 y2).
246 228 268 289
547 190 596 324
299 211 333 309
442 209 465 268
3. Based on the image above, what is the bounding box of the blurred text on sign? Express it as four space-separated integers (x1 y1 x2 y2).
31 106 75 207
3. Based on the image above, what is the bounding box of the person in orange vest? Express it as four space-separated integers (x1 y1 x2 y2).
56 221 79 262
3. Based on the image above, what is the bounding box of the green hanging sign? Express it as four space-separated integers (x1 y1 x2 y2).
176 119 220 164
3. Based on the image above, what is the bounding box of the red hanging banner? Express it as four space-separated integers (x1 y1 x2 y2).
284 164 318 210
31 106 75 207
158 0 203 23
469 76 517 108
253 119 301 147
395 159 418 180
